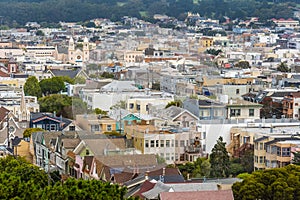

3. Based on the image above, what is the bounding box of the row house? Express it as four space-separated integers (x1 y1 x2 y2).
282 92 300 119
254 136 300 170
76 114 117 134
126 93 174 115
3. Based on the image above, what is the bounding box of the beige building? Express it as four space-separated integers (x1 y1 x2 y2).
227 98 262 120
76 114 117 134
127 96 173 115
124 51 144 63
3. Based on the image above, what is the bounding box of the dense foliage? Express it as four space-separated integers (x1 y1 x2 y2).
0 0 295 25
23 127 44 138
177 157 211 179
0 156 136 200
24 76 42 98
232 165 300 200
209 136 230 178
38 94 87 119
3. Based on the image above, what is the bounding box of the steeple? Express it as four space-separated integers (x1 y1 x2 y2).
19 89 28 121
69 36 75 51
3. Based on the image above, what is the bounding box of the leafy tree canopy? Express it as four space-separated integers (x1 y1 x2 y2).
24 76 42 98
0 156 137 200
209 136 230 178
23 127 44 138
39 77 65 96
165 100 182 108
232 165 300 200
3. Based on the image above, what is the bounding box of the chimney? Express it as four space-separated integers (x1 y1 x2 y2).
145 170 149 180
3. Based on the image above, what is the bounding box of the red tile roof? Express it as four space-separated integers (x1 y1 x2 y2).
134 180 156 199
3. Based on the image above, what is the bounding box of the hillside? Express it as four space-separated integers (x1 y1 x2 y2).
0 0 297 25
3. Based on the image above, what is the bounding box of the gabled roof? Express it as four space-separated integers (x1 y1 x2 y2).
73 137 126 156
95 154 157 169
0 106 9 122
142 181 172 199
133 180 155 199
30 112 72 130
49 68 88 79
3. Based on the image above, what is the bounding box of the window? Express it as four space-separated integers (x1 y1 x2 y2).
160 140 164 147
230 109 241 117
282 148 290 157
255 156 258 163
259 143 263 150
150 140 155 148
277 147 281 156
50 124 56 131
202 132 206 139
107 125 112 131
166 140 170 147
236 89 240 94
146 105 149 111
145 140 149 148
91 125 100 132
137 105 140 110
129 103 134 109
202 144 206 152
180 140 185 147
175 140 178 147
156 140 159 147
166 153 170 160
249 109 254 117
259 156 264 163
69 126 75 131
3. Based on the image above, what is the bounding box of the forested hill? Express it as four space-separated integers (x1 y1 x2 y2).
0 0 297 25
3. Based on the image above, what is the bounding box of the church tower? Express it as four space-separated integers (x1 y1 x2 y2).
83 36 90 62
68 37 75 63
19 89 29 122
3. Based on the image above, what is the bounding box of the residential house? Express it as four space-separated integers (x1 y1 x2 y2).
76 114 117 134
126 93 174 115
30 112 77 132
227 98 262 120
183 98 227 120
282 92 300 119
159 190 234 200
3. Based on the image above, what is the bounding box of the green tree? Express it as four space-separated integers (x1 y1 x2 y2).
39 77 65 96
38 94 72 117
277 62 290 72
36 30 45 36
234 60 250 69
165 100 182 108
292 151 300 165
209 136 230 178
23 128 44 138
74 76 86 84
0 156 137 200
94 108 108 115
232 165 300 200
24 76 42 98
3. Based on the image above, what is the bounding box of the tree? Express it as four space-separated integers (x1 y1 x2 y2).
38 94 72 117
39 77 65 96
292 151 300 165
234 60 250 69
165 100 182 108
24 76 42 98
0 156 137 200
94 108 108 115
209 136 230 178
73 76 86 84
232 165 300 200
277 62 290 72
36 30 45 36
23 128 44 138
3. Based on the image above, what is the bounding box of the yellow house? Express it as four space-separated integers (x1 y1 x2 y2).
200 37 214 47
76 114 117 134
0 78 25 88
